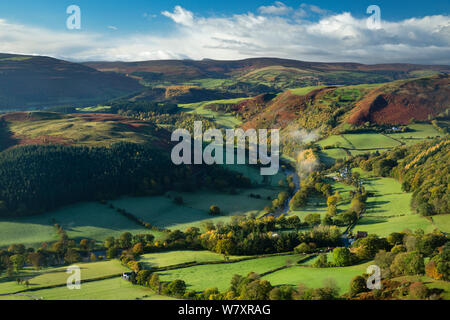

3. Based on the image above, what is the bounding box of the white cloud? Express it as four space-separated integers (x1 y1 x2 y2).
107 26 118 31
301 4 329 16
259 1 292 15
162 5 194 26
0 6 448 65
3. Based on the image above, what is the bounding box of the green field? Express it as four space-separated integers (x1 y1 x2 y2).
289 86 325 96
111 186 279 232
319 148 349 165
386 124 443 146
221 163 286 187
262 262 373 294
289 177 354 221
353 169 436 237
0 260 127 295
76 105 111 112
0 278 173 301
140 250 246 269
112 192 269 230
432 215 450 233
0 202 158 248
344 134 401 149
179 98 248 128
158 254 301 292
317 124 442 164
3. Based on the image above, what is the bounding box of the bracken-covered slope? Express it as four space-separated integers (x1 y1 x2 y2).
348 74 450 125
240 85 372 131
0 54 143 109
235 75 449 132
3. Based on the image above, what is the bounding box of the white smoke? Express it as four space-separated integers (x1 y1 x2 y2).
288 129 320 145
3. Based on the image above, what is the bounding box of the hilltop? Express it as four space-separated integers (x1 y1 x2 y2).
0 54 143 109
0 111 170 151
85 57 449 85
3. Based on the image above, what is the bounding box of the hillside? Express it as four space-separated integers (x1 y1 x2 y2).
240 85 373 132
0 54 143 109
194 75 448 134
0 111 170 150
348 74 450 125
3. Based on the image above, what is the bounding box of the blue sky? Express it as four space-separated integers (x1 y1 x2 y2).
0 1 448 63
0 0 447 33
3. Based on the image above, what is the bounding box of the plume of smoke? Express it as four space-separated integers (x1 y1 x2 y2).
288 129 320 145
296 149 320 179
283 127 321 179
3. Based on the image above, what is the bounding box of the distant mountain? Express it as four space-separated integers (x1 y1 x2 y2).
84 57 450 87
0 53 143 109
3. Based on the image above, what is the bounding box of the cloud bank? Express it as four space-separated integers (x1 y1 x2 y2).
0 2 448 64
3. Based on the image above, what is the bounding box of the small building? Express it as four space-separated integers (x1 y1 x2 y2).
356 231 368 239
122 272 132 281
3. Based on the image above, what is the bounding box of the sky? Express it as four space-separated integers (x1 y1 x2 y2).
0 0 448 64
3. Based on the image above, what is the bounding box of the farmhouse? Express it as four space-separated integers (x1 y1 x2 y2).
122 272 132 281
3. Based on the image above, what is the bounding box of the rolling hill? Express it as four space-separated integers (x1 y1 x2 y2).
195 75 449 133
85 57 450 89
0 111 170 151
348 74 450 125
0 53 143 109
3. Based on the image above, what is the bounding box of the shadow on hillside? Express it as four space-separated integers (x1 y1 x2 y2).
0 119 17 152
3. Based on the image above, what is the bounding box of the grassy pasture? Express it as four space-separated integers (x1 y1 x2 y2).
221 163 286 187
0 278 173 300
319 148 349 165
343 134 401 149
317 124 441 164
0 260 127 295
262 261 373 294
76 105 111 112
140 251 246 269
290 177 354 219
317 135 353 149
288 86 324 96
179 98 248 128
386 124 442 146
354 215 435 237
111 186 280 232
432 215 450 233
183 78 233 89
157 254 301 292
0 202 158 248
353 169 436 236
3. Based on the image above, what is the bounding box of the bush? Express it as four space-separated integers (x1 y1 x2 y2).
166 279 187 297
294 243 311 254
209 205 221 216
350 275 367 297
409 282 428 300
